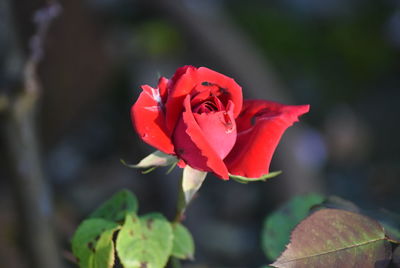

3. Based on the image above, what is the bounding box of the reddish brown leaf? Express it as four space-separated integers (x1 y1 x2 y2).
272 209 392 268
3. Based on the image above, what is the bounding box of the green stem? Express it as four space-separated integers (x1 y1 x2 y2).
386 237 400 244
170 256 182 268
169 177 188 268
173 176 187 223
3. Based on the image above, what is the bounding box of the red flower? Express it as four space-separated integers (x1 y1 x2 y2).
131 66 309 180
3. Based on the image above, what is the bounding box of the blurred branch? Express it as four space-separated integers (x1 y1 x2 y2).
24 1 62 96
2 1 64 268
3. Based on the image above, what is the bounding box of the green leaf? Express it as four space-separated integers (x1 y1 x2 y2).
90 189 138 222
71 219 119 268
262 193 324 260
90 228 117 268
121 151 177 169
271 209 392 268
171 223 195 260
182 165 207 205
116 213 173 268
139 213 173 265
230 171 282 184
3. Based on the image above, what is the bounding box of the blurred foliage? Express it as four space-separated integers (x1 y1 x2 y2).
229 1 398 106
136 20 183 57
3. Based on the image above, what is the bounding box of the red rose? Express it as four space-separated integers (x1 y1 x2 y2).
131 66 309 180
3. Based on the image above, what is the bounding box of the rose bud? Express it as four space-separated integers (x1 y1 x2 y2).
131 66 309 180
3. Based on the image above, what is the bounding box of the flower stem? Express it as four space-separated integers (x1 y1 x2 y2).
173 176 187 223
170 176 188 268
170 257 182 268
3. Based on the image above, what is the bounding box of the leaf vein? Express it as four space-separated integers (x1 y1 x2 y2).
280 237 385 263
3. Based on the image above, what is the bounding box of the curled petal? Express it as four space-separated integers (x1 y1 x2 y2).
157 76 169 103
169 65 193 86
224 100 310 178
165 66 197 133
193 100 236 159
173 95 229 179
165 66 243 132
194 67 243 118
131 85 174 154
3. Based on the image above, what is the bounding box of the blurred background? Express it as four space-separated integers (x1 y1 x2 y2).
1 0 399 267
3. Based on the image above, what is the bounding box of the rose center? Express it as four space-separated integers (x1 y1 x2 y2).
195 101 218 114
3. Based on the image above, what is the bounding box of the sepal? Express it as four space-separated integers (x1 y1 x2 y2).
121 151 177 173
182 165 207 205
229 171 282 184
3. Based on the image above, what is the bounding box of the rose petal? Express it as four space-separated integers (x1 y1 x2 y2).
165 66 243 133
157 76 169 103
169 65 193 86
165 66 197 133
195 67 243 118
224 100 310 178
193 101 236 159
190 88 213 108
173 95 229 179
131 85 174 154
